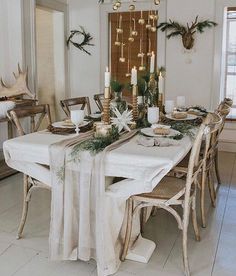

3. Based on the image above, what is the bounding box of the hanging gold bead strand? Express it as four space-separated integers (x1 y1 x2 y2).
119 41 125 63
128 11 134 42
117 14 123 34
115 13 121 46
138 10 145 25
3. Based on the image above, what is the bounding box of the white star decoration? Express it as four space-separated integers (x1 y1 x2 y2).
111 107 133 133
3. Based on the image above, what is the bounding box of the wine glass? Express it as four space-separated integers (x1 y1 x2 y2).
71 110 85 135
147 107 159 127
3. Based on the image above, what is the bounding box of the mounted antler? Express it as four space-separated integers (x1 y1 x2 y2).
158 16 217 50
0 64 35 99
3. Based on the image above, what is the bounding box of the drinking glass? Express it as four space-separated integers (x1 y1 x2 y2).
165 100 175 114
147 107 159 127
71 110 85 135
176 96 186 108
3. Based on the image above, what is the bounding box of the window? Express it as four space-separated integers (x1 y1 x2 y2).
224 8 236 116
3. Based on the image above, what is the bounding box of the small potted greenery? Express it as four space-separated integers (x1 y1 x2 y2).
110 80 127 114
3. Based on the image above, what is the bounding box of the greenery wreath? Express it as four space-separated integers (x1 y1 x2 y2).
67 26 94 56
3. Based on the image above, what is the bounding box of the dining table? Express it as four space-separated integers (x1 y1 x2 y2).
3 126 193 276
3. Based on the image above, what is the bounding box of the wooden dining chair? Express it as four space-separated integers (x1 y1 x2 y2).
60 97 91 117
93 93 104 112
197 113 222 227
213 101 231 186
173 111 227 228
121 116 213 276
8 104 52 238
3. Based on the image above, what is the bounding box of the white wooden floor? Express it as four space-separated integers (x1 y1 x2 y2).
0 151 235 276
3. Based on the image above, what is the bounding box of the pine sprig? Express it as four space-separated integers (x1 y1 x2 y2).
196 20 217 33
70 126 120 159
110 80 124 93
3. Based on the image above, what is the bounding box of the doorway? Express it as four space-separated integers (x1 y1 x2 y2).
22 0 69 122
36 5 66 121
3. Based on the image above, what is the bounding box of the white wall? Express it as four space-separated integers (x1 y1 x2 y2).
0 0 235 152
0 0 23 153
165 0 215 108
69 0 101 111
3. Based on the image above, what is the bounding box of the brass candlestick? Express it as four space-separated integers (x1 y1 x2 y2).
158 93 164 113
132 85 138 121
103 87 111 124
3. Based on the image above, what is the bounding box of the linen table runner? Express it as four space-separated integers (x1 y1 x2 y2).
49 130 138 275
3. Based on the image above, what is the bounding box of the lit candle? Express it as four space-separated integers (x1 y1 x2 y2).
131 66 137 86
150 51 155 74
158 72 164 94
105 67 110 88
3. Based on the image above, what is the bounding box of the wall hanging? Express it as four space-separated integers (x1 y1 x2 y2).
67 26 94 56
158 16 217 50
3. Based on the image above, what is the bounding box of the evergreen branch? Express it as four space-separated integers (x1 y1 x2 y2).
196 20 218 33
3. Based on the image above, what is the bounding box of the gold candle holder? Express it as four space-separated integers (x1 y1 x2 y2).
103 87 111 124
132 85 138 121
158 93 164 113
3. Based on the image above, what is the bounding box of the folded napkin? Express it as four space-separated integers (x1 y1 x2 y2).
0 101 16 119
137 135 179 147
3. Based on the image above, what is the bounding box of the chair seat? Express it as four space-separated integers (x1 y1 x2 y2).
135 177 186 200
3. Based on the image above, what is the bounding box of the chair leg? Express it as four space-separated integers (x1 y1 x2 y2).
17 175 30 239
191 199 200 241
214 150 221 185
121 198 133 261
140 207 147 233
207 169 216 208
200 169 207 228
182 214 190 276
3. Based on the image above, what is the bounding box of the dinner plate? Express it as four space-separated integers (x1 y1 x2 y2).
52 121 89 129
165 114 198 121
90 113 102 119
141 127 181 138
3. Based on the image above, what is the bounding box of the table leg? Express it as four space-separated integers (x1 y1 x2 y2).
125 235 156 263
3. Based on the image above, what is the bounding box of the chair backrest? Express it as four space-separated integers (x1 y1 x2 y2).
60 97 91 117
223 97 233 107
203 112 223 163
216 101 231 133
8 104 52 136
182 113 221 208
93 93 104 112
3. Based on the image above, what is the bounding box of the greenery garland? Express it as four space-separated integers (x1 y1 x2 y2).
67 26 94 56
70 126 120 160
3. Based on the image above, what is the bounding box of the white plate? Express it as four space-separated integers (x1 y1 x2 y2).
90 113 101 119
141 127 181 138
52 121 89 129
165 114 198 121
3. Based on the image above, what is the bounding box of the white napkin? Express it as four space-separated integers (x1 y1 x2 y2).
137 135 179 147
0 101 16 119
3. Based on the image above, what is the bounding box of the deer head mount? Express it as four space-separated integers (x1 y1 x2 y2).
0 64 35 99
158 16 217 50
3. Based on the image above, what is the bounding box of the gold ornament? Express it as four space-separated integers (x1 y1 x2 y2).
131 18 138 36
129 4 135 11
138 11 145 25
